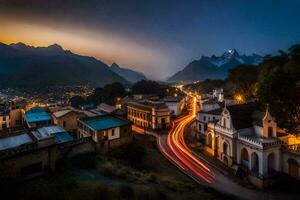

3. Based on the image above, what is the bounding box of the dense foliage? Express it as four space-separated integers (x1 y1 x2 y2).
228 65 259 98
131 80 179 97
87 82 126 106
257 45 300 133
87 82 126 105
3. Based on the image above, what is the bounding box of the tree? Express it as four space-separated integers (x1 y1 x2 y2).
87 82 125 106
228 65 259 98
131 80 170 97
70 96 86 108
257 45 300 133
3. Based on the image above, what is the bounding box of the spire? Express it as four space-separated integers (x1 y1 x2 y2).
263 104 272 121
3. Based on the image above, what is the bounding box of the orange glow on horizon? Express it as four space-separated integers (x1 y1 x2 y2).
0 19 169 78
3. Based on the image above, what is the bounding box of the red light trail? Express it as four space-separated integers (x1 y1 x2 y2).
157 96 215 184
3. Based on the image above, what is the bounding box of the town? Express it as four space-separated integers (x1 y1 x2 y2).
0 1 299 200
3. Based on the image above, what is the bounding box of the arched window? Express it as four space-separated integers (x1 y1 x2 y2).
251 152 259 173
223 118 226 127
223 142 228 155
207 133 213 148
241 148 249 168
268 127 273 137
288 159 299 178
267 153 276 175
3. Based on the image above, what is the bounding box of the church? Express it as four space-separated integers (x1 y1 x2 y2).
196 102 300 188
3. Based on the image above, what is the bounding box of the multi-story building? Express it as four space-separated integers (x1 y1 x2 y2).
127 100 170 130
52 109 86 134
0 108 10 131
9 102 25 128
24 106 52 128
195 108 222 141
201 102 300 187
163 96 185 116
77 115 132 152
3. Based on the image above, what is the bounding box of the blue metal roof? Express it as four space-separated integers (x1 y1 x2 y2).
81 115 130 131
36 126 74 143
53 132 74 143
25 107 51 123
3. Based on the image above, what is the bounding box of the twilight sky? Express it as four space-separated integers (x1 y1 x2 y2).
0 0 300 79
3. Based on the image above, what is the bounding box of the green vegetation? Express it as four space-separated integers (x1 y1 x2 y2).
228 65 259 98
87 82 126 105
70 82 126 107
257 45 300 133
131 80 181 97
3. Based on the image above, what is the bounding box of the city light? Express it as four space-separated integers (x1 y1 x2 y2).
234 94 245 104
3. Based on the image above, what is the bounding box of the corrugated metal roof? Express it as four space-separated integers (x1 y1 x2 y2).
80 115 130 131
0 133 33 151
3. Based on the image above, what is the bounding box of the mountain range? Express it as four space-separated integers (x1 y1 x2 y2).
110 62 146 83
168 49 262 82
0 42 144 88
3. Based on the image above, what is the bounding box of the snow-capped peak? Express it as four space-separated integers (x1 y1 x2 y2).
222 48 239 59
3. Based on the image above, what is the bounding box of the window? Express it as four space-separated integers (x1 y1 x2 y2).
223 118 226 127
199 124 202 131
268 127 273 137
3 116 6 121
203 116 206 121
63 121 66 128
223 142 228 155
2 123 7 128
111 129 115 136
213 117 215 120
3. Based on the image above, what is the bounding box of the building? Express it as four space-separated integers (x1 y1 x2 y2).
0 126 86 178
212 88 224 102
201 102 300 187
52 109 86 134
9 101 26 128
97 103 117 114
0 107 10 131
24 107 52 128
127 100 170 130
32 125 74 146
163 96 185 116
77 115 132 152
195 108 222 140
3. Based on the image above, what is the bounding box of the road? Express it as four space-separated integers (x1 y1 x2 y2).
156 95 293 200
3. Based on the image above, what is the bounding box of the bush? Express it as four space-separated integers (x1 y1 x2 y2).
119 185 134 200
78 154 97 169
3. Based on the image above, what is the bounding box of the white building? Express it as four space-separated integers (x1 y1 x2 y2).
202 102 300 187
163 96 185 116
195 108 222 140
212 88 224 102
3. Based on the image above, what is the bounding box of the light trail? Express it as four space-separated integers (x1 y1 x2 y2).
158 94 215 184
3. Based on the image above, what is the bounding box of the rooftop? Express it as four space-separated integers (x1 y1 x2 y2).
52 109 73 118
80 115 130 131
0 133 33 151
163 95 185 102
33 125 74 143
25 106 51 123
97 103 116 114
226 102 259 130
128 100 169 111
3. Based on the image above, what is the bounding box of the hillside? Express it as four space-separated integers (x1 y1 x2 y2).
110 62 146 83
0 42 128 88
168 49 262 82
